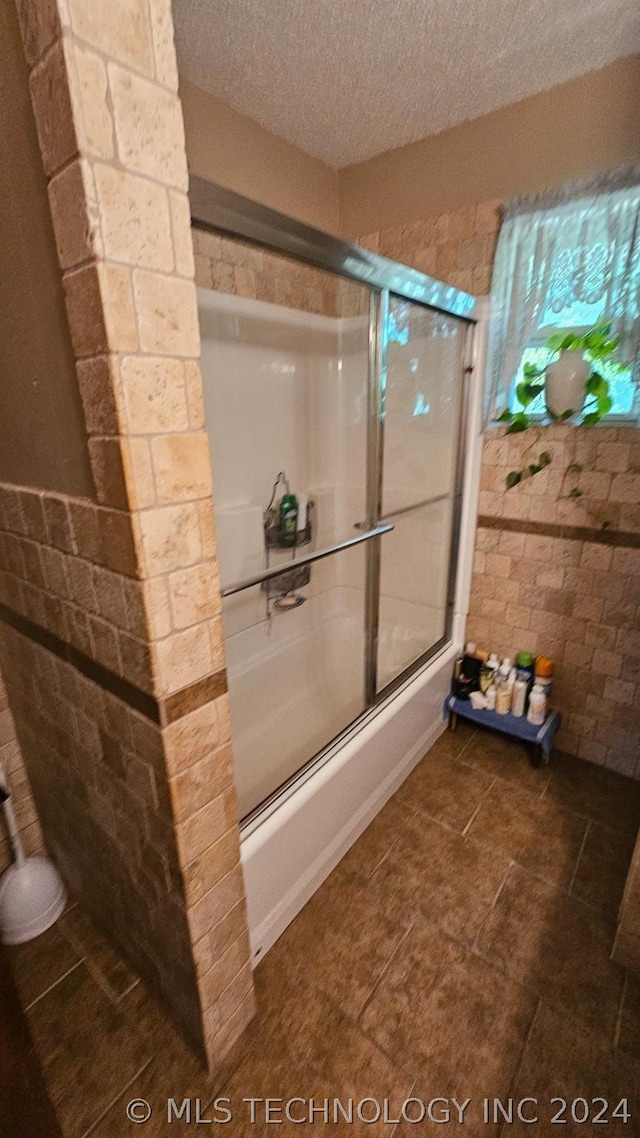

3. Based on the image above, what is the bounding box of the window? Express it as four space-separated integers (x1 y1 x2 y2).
485 176 640 429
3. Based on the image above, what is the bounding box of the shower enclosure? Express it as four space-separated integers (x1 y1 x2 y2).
192 180 483 954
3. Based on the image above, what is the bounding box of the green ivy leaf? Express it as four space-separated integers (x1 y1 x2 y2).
596 394 613 416
496 409 513 423
568 487 583 499
566 462 583 474
506 470 522 489
506 419 529 434
559 409 575 421
581 411 601 427
538 451 551 467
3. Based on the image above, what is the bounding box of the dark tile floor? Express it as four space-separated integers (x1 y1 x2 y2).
7 723 640 1136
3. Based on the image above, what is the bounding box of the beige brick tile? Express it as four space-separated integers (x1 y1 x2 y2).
142 575 171 639
193 255 213 289
153 623 212 694
474 199 501 235
76 355 121 435
109 63 188 189
192 229 222 260
48 158 101 269
434 241 459 278
505 602 531 630
572 594 605 623
149 0 179 90
611 473 640 504
187 864 245 943
120 356 189 433
168 562 221 629
132 270 199 356
200 931 251 1009
184 361 205 430
29 39 78 176
184 831 240 913
485 552 512 578
69 44 114 160
208 616 226 672
412 248 437 276
163 701 222 777
117 630 154 690
596 441 630 473
93 164 173 271
472 265 493 294
90 616 122 673
122 437 156 510
448 205 476 241
138 502 202 574
98 507 139 575
44 496 77 554
150 433 212 504
448 269 473 292
67 0 154 76
64 262 138 356
88 437 129 510
202 964 253 1041
168 191 195 277
592 648 623 678
14 0 66 67
175 788 237 865
603 677 636 706
579 543 613 573
169 744 234 825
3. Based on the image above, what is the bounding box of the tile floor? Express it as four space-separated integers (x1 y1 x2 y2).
8 723 640 1136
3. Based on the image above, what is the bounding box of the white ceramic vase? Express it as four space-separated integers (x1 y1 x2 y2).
545 350 590 420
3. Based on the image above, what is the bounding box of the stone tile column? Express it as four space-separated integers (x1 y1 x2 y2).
7 0 254 1066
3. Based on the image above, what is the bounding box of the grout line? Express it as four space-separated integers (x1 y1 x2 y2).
357 909 420 1022
472 860 514 953
613 970 627 1051
79 1059 154 1138
461 774 497 837
25 960 84 1012
568 818 591 895
496 996 542 1138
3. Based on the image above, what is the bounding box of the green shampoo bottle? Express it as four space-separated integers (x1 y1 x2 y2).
279 493 298 546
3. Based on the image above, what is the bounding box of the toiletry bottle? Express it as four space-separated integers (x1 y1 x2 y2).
495 660 513 714
479 653 498 694
486 684 496 711
534 655 554 702
515 651 535 704
279 492 298 546
527 683 547 726
511 678 527 717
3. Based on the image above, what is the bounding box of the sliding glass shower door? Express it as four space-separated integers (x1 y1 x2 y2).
375 296 468 692
193 184 475 821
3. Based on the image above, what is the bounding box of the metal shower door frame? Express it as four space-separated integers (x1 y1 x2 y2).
190 178 478 822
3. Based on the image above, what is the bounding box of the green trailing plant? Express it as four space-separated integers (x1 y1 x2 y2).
496 320 626 493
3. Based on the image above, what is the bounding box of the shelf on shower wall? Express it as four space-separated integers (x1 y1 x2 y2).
264 523 312 550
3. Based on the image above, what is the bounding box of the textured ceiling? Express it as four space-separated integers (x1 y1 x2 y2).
172 0 640 168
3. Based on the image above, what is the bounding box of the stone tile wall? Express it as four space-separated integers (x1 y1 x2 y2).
357 206 640 777
3 0 254 1067
192 228 341 316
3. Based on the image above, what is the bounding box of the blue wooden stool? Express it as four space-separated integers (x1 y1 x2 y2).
444 693 562 767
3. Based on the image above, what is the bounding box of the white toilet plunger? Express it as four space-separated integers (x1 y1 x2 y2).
0 764 66 944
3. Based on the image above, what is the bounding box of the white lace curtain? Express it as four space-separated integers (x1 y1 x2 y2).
484 167 640 427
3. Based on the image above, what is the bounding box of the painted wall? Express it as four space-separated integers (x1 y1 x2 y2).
181 79 340 234
340 54 640 238
0 0 94 498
